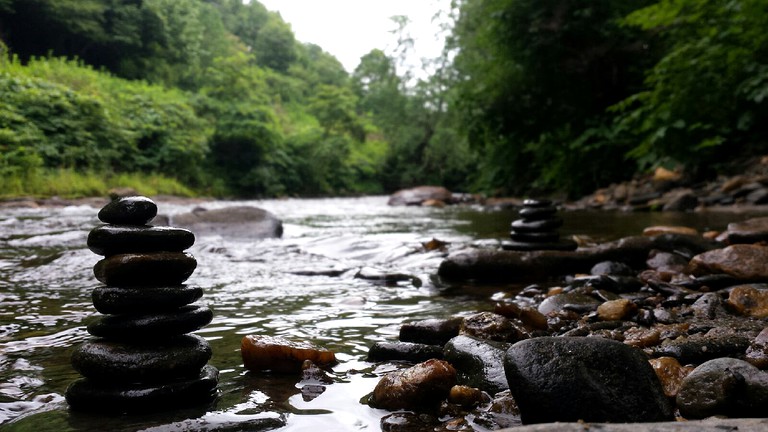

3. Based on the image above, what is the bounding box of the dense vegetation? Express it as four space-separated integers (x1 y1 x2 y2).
1 0 766 198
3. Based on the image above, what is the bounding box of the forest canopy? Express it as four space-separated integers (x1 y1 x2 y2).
0 0 766 198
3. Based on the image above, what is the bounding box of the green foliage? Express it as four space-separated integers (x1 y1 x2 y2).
614 0 768 176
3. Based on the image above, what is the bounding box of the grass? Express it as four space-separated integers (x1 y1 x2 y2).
0 169 197 199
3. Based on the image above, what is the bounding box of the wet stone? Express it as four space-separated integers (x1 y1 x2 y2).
510 231 560 243
88 225 195 256
369 359 457 411
538 292 602 316
501 240 578 251
522 198 552 207
447 385 485 408
460 312 525 343
504 336 673 424
91 285 204 315
399 317 463 346
368 341 444 363
93 252 197 287
653 333 752 364
746 327 768 369
687 244 768 282
519 206 557 221
65 364 219 414
98 196 158 225
649 356 694 398
71 334 211 383
677 357 768 419
727 284 768 318
590 261 634 276
443 335 509 395
241 335 337 373
597 299 637 321
511 218 563 233
87 305 213 340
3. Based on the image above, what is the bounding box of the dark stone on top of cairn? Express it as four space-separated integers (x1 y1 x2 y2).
98 196 158 225
88 225 195 256
92 285 204 315
66 196 219 414
503 199 577 252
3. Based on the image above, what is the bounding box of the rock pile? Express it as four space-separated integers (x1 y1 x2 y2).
65 196 218 413
502 199 577 251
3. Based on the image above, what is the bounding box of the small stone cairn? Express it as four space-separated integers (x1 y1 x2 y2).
65 196 218 413
502 198 577 251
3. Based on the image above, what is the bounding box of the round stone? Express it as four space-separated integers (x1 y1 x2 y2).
93 252 197 287
522 199 552 207
519 206 557 220
71 334 212 383
98 196 157 225
88 225 195 256
92 285 204 315
501 240 578 251
510 231 560 243
66 365 219 413
87 305 213 340
511 217 563 233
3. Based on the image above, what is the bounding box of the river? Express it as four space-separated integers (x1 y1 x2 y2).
0 196 763 431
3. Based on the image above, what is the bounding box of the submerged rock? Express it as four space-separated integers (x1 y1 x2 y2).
171 206 283 239
504 336 673 424
241 335 336 373
369 359 457 411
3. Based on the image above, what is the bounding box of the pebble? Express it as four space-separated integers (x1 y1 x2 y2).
448 385 484 408
443 335 509 395
745 327 768 369
653 332 751 365
649 356 694 398
368 341 444 362
726 284 768 318
597 299 637 321
98 196 158 225
460 312 525 343
642 226 699 237
369 359 457 411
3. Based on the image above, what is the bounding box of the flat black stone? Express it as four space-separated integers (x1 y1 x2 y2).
71 334 211 383
93 252 197 287
501 240 578 251
511 217 563 233
87 305 213 340
98 196 157 225
522 199 552 207
510 231 560 243
88 225 195 256
368 341 444 363
66 365 219 413
519 206 557 220
92 285 203 315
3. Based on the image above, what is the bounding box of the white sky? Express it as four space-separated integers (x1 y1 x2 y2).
257 0 451 74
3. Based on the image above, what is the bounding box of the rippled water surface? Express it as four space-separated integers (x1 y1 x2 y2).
0 196 764 431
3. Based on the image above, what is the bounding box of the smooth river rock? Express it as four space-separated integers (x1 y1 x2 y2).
368 359 457 411
65 364 219 413
443 335 510 394
93 252 197 287
368 341 444 363
171 206 283 239
399 317 464 346
687 244 768 281
241 335 337 373
387 186 453 206
87 225 195 256
92 285 204 315
98 196 157 225
87 305 213 340
71 334 211 382
504 337 673 424
723 216 768 244
677 357 768 419
439 234 722 282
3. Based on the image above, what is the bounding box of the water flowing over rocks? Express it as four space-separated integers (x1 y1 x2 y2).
170 206 283 239
65 196 218 414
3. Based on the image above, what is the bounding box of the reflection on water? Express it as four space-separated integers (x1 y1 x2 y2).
0 196 765 430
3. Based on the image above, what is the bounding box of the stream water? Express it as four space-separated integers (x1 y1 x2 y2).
0 196 764 431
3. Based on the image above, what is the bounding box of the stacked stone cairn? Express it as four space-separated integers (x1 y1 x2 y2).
65 196 218 413
502 198 577 251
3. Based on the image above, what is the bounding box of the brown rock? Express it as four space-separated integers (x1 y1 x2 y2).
642 226 698 237
369 359 457 411
460 312 525 343
746 327 768 369
687 244 768 281
724 217 768 244
241 335 336 373
448 385 484 407
597 299 637 321
421 199 446 208
654 167 681 182
623 327 661 348
649 357 694 398
727 285 768 318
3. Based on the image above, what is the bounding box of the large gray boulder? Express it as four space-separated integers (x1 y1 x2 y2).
170 206 283 239
504 336 673 424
